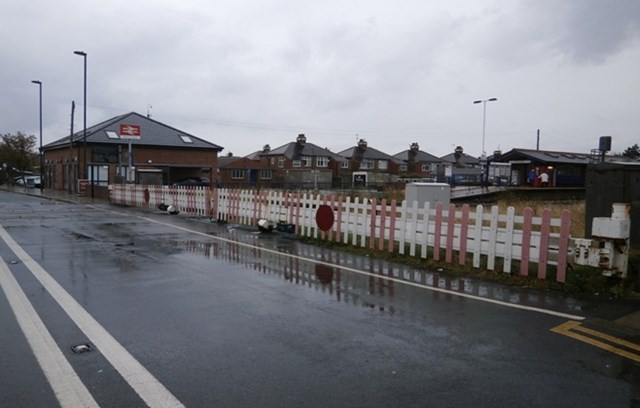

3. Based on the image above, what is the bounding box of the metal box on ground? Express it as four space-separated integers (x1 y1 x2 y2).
405 183 451 207
585 162 640 249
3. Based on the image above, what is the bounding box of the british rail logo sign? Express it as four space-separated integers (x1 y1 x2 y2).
119 124 141 139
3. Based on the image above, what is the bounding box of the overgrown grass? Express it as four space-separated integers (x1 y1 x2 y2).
302 235 636 299
494 193 586 237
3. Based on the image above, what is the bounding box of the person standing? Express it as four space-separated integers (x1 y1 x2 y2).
528 169 537 186
538 171 549 187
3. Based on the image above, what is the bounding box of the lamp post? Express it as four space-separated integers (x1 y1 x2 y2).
473 97 497 185
74 50 87 179
31 80 43 192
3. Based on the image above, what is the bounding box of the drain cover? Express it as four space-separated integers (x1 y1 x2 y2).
71 344 92 354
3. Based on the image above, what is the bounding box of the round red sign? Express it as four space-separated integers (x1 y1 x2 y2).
315 205 334 231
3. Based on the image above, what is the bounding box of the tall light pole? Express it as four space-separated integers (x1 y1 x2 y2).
74 50 87 179
473 97 497 185
31 80 43 192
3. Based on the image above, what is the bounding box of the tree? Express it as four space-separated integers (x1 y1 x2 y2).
622 143 640 159
0 132 38 183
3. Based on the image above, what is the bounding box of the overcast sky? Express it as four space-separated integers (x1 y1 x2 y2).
2 0 639 158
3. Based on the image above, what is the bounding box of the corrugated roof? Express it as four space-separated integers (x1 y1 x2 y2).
497 148 592 164
43 112 223 151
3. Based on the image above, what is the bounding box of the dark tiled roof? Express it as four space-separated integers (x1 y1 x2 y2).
43 112 223 151
394 149 443 163
267 142 347 162
337 145 402 164
440 152 480 167
218 156 263 169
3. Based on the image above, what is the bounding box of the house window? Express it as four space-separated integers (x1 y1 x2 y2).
260 169 272 179
179 135 193 143
301 156 312 167
378 160 388 170
292 160 301 168
360 159 373 169
316 156 329 167
421 164 431 172
278 158 285 168
232 169 244 179
399 164 408 172
341 161 350 169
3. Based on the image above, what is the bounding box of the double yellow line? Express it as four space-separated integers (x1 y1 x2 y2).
551 321 640 363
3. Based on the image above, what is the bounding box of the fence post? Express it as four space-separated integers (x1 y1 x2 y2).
434 202 443 261
556 210 572 283
537 209 552 280
369 198 377 250
472 205 483 268
520 207 533 276
459 204 469 266
503 206 515 273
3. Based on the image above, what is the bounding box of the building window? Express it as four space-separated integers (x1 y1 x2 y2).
316 156 329 167
232 169 244 179
179 135 193 143
260 169 272 179
399 164 408 172
360 159 373 170
341 161 350 169
292 160 301 168
378 160 388 170
88 165 109 186
421 164 431 172
301 156 311 167
278 158 285 168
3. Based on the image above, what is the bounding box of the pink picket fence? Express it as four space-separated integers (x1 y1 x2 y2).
110 185 572 282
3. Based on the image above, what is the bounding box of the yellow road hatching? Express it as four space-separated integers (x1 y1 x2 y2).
551 320 640 363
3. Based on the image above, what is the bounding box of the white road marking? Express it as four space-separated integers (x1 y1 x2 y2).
0 225 185 408
137 215 586 321
0 258 99 408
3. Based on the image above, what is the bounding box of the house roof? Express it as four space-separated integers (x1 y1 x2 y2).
440 151 480 167
394 149 443 163
218 156 263 168
496 148 592 165
338 144 402 164
43 112 223 151
267 141 347 162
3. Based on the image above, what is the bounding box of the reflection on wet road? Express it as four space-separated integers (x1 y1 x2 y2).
155 222 586 321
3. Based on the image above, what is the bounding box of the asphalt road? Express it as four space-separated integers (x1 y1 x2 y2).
0 189 638 407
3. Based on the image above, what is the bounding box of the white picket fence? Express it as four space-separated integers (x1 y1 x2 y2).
110 185 572 282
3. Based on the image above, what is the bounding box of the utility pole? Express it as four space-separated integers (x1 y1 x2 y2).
69 101 75 193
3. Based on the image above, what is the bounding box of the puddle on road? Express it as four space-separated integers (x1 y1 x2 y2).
162 231 584 319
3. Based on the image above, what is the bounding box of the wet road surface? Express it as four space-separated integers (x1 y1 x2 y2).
0 190 638 407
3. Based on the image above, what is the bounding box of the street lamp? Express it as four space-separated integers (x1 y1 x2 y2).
473 97 497 185
31 80 43 192
74 50 87 179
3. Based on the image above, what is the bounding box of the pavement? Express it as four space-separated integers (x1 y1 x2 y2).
2 185 101 205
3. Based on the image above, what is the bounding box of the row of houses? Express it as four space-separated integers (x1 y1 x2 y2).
40 111 619 195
